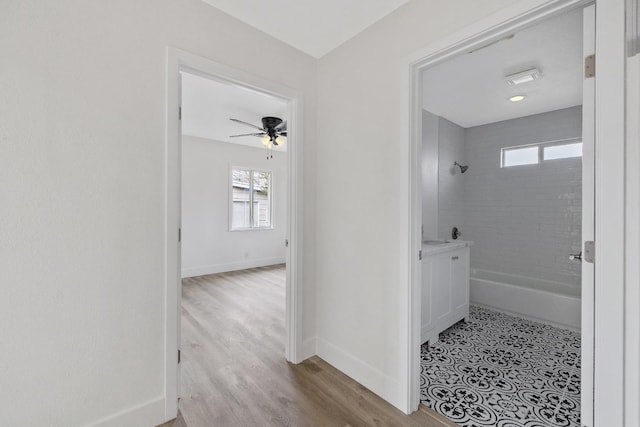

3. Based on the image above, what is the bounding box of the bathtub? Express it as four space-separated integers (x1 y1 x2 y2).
469 268 581 331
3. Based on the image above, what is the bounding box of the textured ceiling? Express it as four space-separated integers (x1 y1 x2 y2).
201 0 409 58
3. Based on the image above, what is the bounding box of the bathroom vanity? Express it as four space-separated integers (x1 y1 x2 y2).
421 240 472 345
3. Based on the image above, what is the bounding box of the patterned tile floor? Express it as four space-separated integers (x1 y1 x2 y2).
420 306 581 427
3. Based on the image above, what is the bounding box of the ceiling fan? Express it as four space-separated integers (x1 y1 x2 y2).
229 116 287 146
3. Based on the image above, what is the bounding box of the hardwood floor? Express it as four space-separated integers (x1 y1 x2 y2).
166 265 453 427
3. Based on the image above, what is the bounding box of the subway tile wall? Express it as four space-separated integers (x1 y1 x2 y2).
462 106 582 287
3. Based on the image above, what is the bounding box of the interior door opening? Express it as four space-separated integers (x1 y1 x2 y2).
177 69 292 409
164 48 304 422
413 4 594 426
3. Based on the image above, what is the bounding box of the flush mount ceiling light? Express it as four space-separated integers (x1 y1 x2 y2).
509 95 526 102
504 68 542 86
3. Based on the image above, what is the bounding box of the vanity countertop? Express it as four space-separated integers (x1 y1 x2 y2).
422 239 473 256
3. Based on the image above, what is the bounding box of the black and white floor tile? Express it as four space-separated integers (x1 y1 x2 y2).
420 306 581 427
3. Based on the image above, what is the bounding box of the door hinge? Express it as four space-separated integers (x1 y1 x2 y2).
584 240 595 263
178 350 181 364
178 227 181 242
418 250 423 261
585 54 595 78
178 106 182 120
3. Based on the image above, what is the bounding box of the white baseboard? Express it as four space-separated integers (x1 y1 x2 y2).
86 396 165 427
300 336 317 361
181 256 285 278
315 337 404 411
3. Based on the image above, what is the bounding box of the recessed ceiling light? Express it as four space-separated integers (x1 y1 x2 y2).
509 95 526 102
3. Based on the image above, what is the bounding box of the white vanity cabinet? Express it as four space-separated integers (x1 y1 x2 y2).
421 243 470 345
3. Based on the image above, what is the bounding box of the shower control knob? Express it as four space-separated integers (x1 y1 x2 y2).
451 227 461 240
569 252 582 262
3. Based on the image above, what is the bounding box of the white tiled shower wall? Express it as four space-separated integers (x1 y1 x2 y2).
424 106 582 287
464 106 582 287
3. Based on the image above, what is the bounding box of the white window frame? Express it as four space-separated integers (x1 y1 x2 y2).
501 137 583 168
229 166 274 231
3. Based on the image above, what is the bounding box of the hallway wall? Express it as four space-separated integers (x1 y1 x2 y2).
0 1 317 425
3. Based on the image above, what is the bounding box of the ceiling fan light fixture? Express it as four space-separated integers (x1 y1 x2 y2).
229 116 286 156
509 95 526 102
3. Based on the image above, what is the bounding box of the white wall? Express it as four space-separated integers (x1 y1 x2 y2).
0 1 317 425
316 0 520 410
464 106 582 287
437 118 466 241
421 110 439 239
625 53 640 427
422 112 466 241
2 0 636 422
181 136 286 277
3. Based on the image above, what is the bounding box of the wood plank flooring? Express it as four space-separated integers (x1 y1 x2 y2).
165 265 453 427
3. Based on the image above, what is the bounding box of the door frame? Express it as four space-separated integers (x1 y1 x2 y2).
164 47 305 420
581 5 595 423
406 0 626 424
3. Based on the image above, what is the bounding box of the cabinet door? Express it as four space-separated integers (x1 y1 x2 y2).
421 257 433 331
432 253 452 321
451 249 469 311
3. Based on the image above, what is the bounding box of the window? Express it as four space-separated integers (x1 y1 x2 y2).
230 168 272 230
503 145 539 167
501 139 582 168
543 142 583 160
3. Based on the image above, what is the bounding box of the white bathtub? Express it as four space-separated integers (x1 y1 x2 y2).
469 268 581 331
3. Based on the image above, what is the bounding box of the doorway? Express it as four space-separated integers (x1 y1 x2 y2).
178 68 291 408
410 4 595 426
164 49 305 420
179 71 289 279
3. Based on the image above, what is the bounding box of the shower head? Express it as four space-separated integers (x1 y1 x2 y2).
454 161 469 174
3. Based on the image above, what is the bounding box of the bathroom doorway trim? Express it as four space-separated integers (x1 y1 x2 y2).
405 1 626 425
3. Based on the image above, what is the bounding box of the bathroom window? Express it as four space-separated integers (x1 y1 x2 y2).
230 168 272 230
501 139 582 167
502 145 539 167
543 142 583 160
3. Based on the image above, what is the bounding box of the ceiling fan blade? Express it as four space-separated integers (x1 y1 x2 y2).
229 118 265 132
278 131 287 137
229 132 265 138
275 120 287 131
